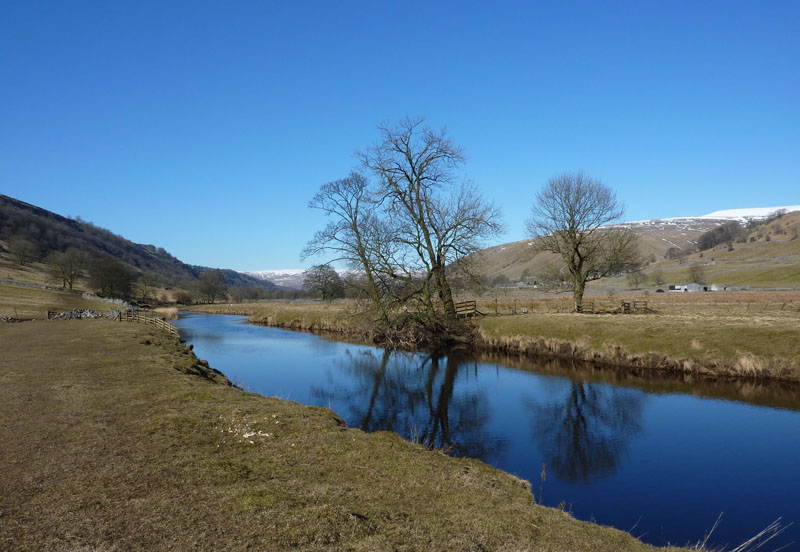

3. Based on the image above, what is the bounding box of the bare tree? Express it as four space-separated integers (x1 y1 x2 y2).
8 238 38 266
135 272 157 303
195 270 228 303
361 117 502 320
302 172 389 320
526 172 640 311
688 263 706 284
47 248 88 291
303 264 345 302
89 256 135 299
626 269 645 290
651 270 666 288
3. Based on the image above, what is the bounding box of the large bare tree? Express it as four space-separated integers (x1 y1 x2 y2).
526 172 640 311
361 117 502 320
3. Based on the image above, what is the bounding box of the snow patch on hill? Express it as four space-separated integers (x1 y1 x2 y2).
242 268 358 289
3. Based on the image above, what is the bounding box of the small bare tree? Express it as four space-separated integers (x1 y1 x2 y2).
302 172 389 320
526 171 640 311
47 248 88 291
8 238 38 266
688 264 706 284
626 269 645 290
136 272 157 303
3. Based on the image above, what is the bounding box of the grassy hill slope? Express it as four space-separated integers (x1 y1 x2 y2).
613 210 800 290
476 218 721 281
476 212 800 289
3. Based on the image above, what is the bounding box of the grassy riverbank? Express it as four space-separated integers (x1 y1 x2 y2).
0 319 682 551
192 291 800 382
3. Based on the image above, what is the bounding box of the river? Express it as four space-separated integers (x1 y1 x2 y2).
174 311 800 549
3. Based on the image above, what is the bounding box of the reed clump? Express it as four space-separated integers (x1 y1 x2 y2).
154 306 179 321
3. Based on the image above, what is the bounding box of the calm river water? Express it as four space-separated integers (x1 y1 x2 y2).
175 312 800 549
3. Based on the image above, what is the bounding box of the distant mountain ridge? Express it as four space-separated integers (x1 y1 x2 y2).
0 194 276 290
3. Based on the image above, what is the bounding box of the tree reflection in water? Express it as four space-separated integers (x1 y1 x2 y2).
312 349 506 464
526 381 644 483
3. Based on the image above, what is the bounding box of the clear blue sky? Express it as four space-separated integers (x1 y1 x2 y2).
2 1 798 271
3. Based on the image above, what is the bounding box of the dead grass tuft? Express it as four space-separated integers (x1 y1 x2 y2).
732 353 765 377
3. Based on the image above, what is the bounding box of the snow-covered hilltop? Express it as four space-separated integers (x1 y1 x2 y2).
697 205 800 221
242 269 306 289
627 205 800 227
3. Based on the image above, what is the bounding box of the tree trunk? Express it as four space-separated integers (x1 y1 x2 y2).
433 265 457 319
356 234 388 323
572 278 585 312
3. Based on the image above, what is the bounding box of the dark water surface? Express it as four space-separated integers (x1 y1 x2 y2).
175 312 800 549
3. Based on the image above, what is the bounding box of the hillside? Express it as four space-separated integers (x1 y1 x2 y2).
476 209 800 289
633 209 800 289
0 194 276 291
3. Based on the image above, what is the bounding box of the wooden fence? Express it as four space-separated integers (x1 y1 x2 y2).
455 300 479 317
117 310 179 336
620 300 648 314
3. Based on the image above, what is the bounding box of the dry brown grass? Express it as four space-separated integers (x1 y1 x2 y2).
467 290 800 318
153 306 179 320
0 320 679 551
477 307 800 381
0 282 116 319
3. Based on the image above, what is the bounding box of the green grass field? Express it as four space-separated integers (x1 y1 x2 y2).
0 319 680 551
